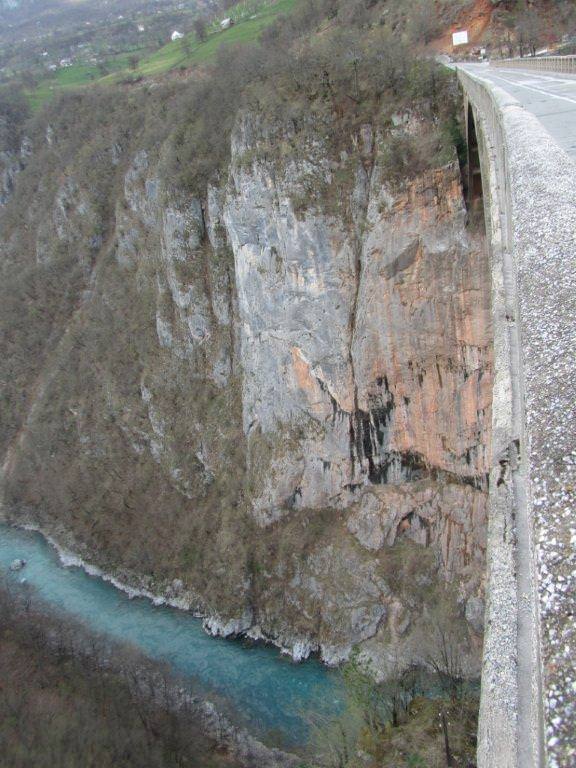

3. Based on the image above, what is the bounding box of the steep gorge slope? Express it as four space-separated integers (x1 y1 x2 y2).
0 81 492 675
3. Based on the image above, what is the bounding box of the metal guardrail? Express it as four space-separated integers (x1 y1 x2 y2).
491 55 576 73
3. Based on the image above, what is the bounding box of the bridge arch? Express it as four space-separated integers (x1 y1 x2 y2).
465 102 485 217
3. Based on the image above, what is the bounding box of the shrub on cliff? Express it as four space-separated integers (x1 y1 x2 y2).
0 582 239 768
311 650 478 768
157 0 463 195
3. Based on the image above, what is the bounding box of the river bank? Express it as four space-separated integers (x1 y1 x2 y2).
7 514 337 666
0 521 345 751
0 521 481 767
0 578 302 768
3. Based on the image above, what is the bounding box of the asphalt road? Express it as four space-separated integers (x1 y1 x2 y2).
461 63 576 160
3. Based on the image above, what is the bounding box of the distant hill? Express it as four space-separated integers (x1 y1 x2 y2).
0 0 205 23
0 0 212 61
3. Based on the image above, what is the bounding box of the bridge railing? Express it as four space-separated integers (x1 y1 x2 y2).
459 63 576 768
491 54 576 73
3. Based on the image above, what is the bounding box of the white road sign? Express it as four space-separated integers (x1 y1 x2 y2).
452 30 469 46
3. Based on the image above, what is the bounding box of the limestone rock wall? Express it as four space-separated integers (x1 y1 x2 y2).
224 111 490 541
0 136 30 206
216 112 492 670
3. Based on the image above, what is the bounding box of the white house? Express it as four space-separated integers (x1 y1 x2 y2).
171 30 184 41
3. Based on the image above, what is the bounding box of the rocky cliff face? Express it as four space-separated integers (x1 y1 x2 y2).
0 105 492 675
0 135 30 206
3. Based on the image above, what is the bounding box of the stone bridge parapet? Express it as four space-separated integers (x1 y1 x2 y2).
458 67 576 768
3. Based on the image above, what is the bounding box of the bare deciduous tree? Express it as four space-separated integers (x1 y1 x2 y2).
193 17 208 43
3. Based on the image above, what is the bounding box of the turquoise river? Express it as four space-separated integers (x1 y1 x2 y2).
0 523 346 749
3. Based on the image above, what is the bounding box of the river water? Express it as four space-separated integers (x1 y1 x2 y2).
0 524 345 748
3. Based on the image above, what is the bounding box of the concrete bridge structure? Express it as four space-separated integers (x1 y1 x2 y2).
457 61 576 768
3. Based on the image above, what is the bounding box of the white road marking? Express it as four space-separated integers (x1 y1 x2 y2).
496 69 576 86
485 72 576 106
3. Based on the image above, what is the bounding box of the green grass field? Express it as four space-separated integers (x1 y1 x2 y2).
28 52 143 110
133 0 296 75
28 0 297 109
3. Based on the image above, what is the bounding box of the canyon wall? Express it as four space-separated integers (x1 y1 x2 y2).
0 104 492 674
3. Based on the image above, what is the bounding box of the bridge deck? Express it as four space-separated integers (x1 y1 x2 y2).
463 64 576 159
458 66 576 768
